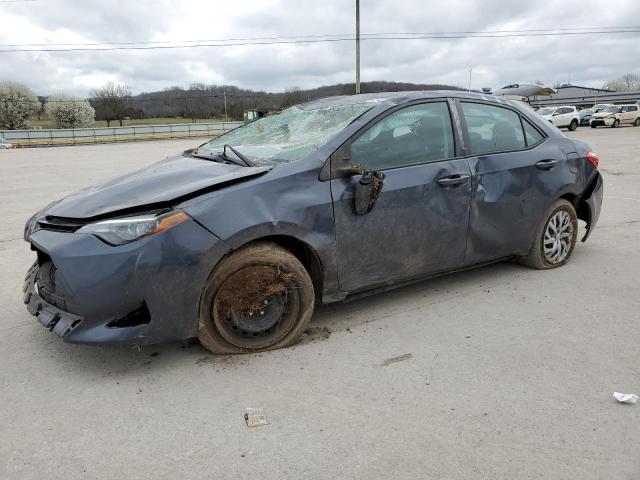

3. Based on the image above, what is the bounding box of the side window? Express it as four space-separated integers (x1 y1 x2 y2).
461 102 526 155
350 102 455 170
522 119 544 146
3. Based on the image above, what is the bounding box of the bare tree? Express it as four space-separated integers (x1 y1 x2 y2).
621 73 640 90
90 82 131 126
603 73 640 92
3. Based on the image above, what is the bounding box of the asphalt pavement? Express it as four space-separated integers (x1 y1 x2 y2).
0 129 638 479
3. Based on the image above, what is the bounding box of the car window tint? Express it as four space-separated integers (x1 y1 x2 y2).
351 102 454 170
461 102 526 155
522 119 544 146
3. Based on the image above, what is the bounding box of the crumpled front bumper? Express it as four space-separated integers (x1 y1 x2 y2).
23 218 230 346
24 261 83 337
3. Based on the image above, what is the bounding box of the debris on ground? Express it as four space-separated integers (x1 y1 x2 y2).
245 407 269 427
613 392 638 404
382 353 413 366
298 326 331 344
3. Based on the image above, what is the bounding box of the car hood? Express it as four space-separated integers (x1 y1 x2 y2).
44 154 271 219
592 112 617 118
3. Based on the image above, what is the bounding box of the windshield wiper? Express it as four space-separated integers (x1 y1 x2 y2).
223 144 254 167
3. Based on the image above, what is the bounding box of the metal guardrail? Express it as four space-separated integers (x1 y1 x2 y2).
0 121 243 148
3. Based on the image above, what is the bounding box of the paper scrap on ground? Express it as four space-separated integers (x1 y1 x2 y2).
245 407 269 427
613 392 638 404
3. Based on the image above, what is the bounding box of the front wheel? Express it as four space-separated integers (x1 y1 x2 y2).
634 118 640 127
590 124 597 128
517 199 578 270
198 242 315 354
612 119 620 128
568 120 578 131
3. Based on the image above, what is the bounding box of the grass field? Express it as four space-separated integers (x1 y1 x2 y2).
28 117 228 128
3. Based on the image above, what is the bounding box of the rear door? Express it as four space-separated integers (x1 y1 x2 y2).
457 100 568 264
330 100 472 293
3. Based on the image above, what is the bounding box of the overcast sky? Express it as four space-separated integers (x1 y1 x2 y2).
1 0 639 97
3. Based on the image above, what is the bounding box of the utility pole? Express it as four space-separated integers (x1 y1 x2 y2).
355 0 361 94
223 88 228 121
468 67 472 92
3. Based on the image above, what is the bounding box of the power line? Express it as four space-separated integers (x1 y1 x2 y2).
1 26 638 48
1 28 639 53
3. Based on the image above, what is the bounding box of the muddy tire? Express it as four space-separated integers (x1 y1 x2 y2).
568 119 578 131
612 119 620 128
198 242 315 354
517 199 578 270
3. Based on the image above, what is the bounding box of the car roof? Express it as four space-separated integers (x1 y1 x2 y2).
297 90 519 110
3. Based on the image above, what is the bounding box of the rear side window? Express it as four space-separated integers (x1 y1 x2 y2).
351 102 455 170
461 102 526 155
522 119 544 146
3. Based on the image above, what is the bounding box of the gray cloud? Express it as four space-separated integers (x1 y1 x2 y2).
0 0 638 96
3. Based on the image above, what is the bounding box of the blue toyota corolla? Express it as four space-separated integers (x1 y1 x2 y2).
23 91 603 353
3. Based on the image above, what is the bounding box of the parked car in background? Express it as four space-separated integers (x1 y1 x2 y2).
23 91 603 354
0 137 13 149
536 105 580 131
579 108 595 126
590 105 640 128
619 104 640 126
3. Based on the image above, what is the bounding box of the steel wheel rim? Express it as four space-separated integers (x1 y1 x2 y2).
543 210 573 264
212 265 299 349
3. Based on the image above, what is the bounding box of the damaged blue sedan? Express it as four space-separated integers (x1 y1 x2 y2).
23 91 603 353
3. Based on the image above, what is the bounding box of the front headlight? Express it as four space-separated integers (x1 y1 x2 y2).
76 210 189 245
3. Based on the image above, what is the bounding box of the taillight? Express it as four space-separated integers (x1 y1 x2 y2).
586 152 599 169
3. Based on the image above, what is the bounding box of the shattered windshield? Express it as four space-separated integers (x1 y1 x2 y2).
197 102 377 165
601 106 621 113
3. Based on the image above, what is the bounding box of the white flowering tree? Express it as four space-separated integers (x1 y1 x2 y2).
44 95 95 128
0 81 41 130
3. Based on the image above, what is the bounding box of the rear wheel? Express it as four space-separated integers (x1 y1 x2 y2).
198 242 315 354
518 199 578 270
612 119 620 128
568 119 578 131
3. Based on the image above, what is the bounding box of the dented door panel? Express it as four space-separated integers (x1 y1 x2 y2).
465 140 578 264
331 159 472 293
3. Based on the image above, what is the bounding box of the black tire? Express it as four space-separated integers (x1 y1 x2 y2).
590 124 597 128
612 119 620 128
634 118 640 127
568 120 578 131
35 260 67 309
198 242 315 354
517 199 578 270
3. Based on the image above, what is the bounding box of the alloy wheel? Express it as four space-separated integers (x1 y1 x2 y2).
543 210 574 264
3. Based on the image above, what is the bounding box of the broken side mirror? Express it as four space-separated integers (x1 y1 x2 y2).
354 169 385 215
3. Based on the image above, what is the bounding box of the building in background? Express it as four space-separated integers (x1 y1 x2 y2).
530 84 640 107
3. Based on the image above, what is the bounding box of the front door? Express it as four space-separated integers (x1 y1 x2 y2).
330 101 472 293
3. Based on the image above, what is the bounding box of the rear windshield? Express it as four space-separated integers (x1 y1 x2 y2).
197 102 378 166
537 108 555 115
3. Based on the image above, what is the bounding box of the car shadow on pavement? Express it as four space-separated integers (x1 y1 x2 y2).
35 259 530 375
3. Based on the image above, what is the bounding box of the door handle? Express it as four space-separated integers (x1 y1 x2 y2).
436 173 470 187
536 159 558 170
